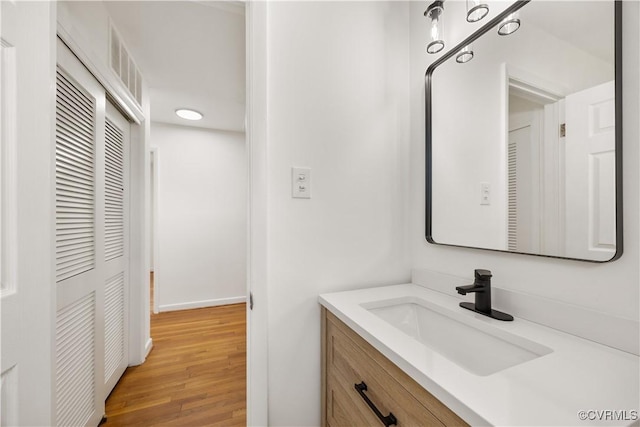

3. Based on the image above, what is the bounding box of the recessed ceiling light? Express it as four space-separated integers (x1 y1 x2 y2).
175 108 203 121
456 45 474 64
498 12 521 36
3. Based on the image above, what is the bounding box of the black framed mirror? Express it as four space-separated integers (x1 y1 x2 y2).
426 0 622 262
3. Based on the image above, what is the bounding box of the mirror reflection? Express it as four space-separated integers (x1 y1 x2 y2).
428 1 620 262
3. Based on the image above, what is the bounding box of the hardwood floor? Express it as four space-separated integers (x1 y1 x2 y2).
104 302 246 426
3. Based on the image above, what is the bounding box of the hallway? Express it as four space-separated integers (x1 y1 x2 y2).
104 303 246 426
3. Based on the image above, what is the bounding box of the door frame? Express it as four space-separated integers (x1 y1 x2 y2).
56 2 268 424
0 2 57 425
245 2 269 425
502 62 565 254
150 146 159 314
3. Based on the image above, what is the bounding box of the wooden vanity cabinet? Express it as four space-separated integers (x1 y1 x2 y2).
321 308 468 427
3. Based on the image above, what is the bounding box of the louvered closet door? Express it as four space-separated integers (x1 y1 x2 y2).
55 38 130 426
103 101 130 397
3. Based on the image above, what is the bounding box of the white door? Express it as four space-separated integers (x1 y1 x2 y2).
508 125 539 252
55 38 130 426
564 81 616 261
1 2 56 426
508 104 542 253
56 38 107 427
103 101 130 397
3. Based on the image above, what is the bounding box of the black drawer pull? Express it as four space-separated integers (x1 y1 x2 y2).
354 381 398 426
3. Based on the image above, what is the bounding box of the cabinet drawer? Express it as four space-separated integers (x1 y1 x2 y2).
325 311 468 427
327 316 444 426
327 370 383 427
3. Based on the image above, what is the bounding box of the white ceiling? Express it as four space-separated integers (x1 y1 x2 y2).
106 0 611 134
105 0 246 132
523 1 614 65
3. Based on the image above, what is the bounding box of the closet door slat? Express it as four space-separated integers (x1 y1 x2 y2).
105 118 124 261
55 68 96 283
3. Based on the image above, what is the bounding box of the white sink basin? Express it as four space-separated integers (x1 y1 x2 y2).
363 296 553 376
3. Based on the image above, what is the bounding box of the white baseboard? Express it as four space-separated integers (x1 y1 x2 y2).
144 338 153 359
129 337 153 367
412 268 640 356
158 296 246 312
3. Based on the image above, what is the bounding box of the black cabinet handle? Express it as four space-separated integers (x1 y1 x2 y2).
354 382 398 426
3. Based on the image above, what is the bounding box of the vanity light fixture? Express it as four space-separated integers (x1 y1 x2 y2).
425 0 445 54
466 0 489 23
498 11 521 36
175 108 203 121
456 45 474 63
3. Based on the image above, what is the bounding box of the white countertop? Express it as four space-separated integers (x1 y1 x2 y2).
319 284 640 427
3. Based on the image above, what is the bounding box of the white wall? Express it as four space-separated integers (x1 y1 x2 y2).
57 1 145 124
152 122 247 311
262 2 411 425
410 1 639 331
57 1 110 67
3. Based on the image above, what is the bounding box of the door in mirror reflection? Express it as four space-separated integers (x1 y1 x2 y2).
507 79 615 261
426 0 621 262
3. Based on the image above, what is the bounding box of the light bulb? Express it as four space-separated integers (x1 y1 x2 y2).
425 1 445 54
431 20 439 40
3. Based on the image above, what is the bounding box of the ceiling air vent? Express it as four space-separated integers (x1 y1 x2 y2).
109 24 143 106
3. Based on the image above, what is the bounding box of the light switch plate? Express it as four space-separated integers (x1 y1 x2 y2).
480 182 490 205
292 167 311 199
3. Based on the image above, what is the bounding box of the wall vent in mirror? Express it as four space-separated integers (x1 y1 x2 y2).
425 0 622 262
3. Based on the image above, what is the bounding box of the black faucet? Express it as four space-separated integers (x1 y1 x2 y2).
456 269 513 321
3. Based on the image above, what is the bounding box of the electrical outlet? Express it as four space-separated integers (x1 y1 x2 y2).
480 182 490 205
292 167 311 199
